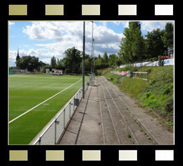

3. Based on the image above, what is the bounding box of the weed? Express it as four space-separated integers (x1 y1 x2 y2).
166 118 173 130
158 118 163 124
149 78 156 85
127 132 131 138
147 135 151 140
144 131 151 140
133 119 138 123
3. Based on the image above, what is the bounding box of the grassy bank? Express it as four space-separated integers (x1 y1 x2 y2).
104 66 174 131
96 68 112 75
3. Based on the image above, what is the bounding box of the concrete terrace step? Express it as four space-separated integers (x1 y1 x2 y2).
59 76 173 145
102 76 173 145
98 77 153 145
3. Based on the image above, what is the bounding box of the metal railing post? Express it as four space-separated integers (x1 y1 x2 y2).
78 91 80 100
38 138 41 145
55 119 57 144
63 109 65 129
69 102 71 118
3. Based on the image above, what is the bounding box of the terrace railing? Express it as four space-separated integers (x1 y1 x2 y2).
29 82 89 145
132 71 148 82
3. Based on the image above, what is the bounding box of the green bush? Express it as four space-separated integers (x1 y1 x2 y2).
163 83 173 95
41 65 51 73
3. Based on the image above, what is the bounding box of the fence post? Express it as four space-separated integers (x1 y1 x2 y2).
130 71 133 78
38 138 41 145
63 109 65 129
69 102 71 118
147 72 148 82
55 119 57 144
80 90 81 100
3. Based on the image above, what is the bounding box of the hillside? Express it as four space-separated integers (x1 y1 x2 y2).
104 66 174 131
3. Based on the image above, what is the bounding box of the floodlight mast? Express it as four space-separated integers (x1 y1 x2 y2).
82 21 85 98
91 21 94 74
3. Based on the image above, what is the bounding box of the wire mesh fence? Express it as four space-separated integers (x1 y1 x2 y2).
29 82 89 145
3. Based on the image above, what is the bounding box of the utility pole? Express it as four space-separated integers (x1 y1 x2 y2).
82 21 85 98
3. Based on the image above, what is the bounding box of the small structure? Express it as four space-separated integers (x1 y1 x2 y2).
45 68 65 75
53 69 63 75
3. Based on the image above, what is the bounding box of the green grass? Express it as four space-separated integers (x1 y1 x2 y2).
104 72 120 84
114 65 139 72
104 66 174 131
96 67 112 76
119 77 147 97
9 74 88 144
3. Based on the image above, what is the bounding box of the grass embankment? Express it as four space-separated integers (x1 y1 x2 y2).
96 68 112 75
104 66 174 131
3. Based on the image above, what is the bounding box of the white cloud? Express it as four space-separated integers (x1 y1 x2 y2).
9 22 15 26
9 48 56 66
141 21 174 32
23 22 64 41
121 21 129 28
22 21 124 57
9 21 127 66
112 21 123 25
141 21 158 31
158 21 174 29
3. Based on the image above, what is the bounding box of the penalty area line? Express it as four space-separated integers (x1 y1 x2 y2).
9 79 82 124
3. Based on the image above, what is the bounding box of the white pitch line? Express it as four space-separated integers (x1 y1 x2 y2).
9 79 82 124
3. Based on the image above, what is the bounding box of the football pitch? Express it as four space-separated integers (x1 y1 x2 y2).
9 74 88 145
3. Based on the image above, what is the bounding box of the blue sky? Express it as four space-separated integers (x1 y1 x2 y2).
9 21 174 66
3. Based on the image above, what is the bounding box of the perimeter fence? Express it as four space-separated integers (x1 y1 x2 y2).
29 82 89 145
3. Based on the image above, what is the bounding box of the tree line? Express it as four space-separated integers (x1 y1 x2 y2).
15 22 173 73
118 22 173 63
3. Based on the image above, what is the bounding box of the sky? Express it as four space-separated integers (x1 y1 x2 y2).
8 21 174 67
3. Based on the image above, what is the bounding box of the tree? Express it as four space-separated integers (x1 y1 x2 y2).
109 54 117 67
16 55 40 72
55 58 65 68
80 54 92 73
51 56 56 68
39 61 47 67
145 28 166 59
118 22 145 63
103 52 109 63
116 56 123 66
64 47 82 73
163 23 173 49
